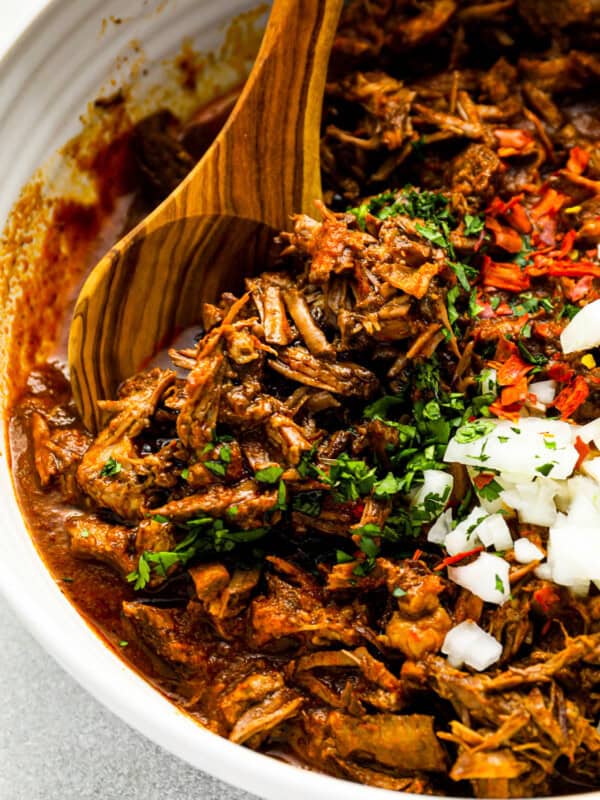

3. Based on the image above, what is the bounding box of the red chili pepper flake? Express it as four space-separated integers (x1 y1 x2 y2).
485 217 524 253
482 255 531 292
488 399 523 421
494 337 519 362
553 375 590 420
566 146 590 176
531 188 568 220
486 193 525 216
574 435 591 470
547 361 575 383
557 229 577 258
533 585 561 614
350 500 365 522
501 376 529 406
497 354 533 386
472 473 496 490
434 546 484 571
412 549 423 561
505 201 532 234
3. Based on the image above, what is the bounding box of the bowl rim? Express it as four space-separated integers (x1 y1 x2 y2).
0 3 598 800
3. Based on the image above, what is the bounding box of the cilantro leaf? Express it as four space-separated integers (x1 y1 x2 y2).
100 457 122 478
464 213 484 237
255 466 284 484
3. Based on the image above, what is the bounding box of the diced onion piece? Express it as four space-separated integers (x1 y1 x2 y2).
411 469 453 509
535 562 552 580
548 528 600 589
441 621 502 671
448 552 510 604
445 418 578 480
444 506 488 555
566 476 600 522
529 380 556 406
500 479 559 527
578 418 600 448
427 508 452 545
560 298 600 354
475 514 513 551
583 456 600 486
514 538 544 564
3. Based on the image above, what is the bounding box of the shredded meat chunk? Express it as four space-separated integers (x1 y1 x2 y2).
16 2 600 795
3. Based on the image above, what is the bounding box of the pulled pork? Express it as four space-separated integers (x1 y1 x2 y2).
14 1 600 796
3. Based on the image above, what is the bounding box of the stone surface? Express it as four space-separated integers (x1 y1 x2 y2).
0 596 256 800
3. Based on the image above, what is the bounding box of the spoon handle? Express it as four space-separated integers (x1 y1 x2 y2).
159 0 343 230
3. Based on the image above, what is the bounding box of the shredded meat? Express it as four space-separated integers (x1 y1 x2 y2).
13 2 600 796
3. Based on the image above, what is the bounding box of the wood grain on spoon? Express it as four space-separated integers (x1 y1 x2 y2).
69 0 343 431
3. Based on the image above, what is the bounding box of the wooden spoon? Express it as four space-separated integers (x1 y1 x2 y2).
69 0 343 431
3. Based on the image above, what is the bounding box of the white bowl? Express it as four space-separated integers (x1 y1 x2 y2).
0 4 597 800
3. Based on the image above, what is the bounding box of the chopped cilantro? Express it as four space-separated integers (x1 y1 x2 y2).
336 550 354 564
219 445 232 464
495 574 505 593
204 460 227 478
543 439 557 450
363 395 405 420
464 213 484 237
100 457 122 478
469 288 484 318
373 472 403 499
151 514 169 524
455 419 495 444
447 285 461 328
448 260 478 292
536 462 555 476
180 467 190 481
292 491 323 517
255 466 284 484
517 339 547 366
274 479 287 511
476 477 503 502
560 303 580 320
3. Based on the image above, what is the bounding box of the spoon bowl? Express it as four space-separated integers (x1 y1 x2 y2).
69 0 343 431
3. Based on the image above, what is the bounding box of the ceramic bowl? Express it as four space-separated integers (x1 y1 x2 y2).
0 4 596 800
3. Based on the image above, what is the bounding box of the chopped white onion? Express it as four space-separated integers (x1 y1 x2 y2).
474 514 513 552
500 479 559 528
548 502 600 592
566 476 600 521
411 469 454 509
445 418 578 480
528 380 556 406
444 506 488 555
578 418 600 448
514 538 544 564
583 456 600 486
441 621 502 671
535 562 552 580
427 508 453 545
560 298 600 354
448 552 510 604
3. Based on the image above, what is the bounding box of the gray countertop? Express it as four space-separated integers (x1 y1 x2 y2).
0 595 256 800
